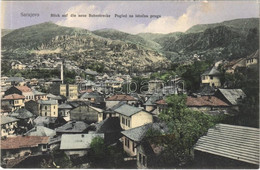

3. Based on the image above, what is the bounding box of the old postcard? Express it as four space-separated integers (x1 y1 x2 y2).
1 0 259 169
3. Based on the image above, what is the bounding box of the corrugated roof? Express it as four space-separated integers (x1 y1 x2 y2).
194 123 260 165
218 89 246 105
60 133 104 150
202 67 221 76
1 136 49 149
186 96 229 107
121 123 169 142
1 116 19 125
114 104 143 117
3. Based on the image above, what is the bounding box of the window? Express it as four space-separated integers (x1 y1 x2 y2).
139 153 142 163
128 120 130 127
45 106 47 110
125 138 129 148
132 142 135 152
142 155 146 166
45 112 47 116
54 106 55 109
210 76 213 80
122 117 125 124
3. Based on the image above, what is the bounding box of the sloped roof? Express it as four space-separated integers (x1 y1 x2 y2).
225 58 246 68
247 50 259 59
3 94 25 100
89 106 103 113
55 121 89 133
202 67 221 76
38 100 58 105
15 86 32 92
121 123 169 142
25 126 56 137
217 89 246 105
186 96 229 107
34 116 56 126
95 117 122 133
155 99 167 105
10 108 34 119
80 91 102 99
32 90 46 96
194 123 260 165
144 93 163 106
1 116 19 125
114 104 143 117
60 133 104 150
1 136 49 149
58 103 73 109
6 77 24 82
109 101 127 111
106 94 137 101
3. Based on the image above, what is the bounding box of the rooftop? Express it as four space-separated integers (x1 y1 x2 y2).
121 123 169 142
106 94 137 101
217 88 246 105
194 123 260 165
202 67 221 76
2 94 25 100
60 133 104 150
114 104 143 117
186 96 229 107
55 121 89 133
1 136 49 150
38 100 58 105
10 108 34 119
25 126 56 137
15 86 32 92
1 116 19 125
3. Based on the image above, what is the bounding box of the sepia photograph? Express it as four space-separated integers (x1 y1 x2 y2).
0 0 259 169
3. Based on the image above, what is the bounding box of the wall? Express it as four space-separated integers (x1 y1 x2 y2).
122 136 136 156
201 75 221 87
70 105 99 123
131 111 153 129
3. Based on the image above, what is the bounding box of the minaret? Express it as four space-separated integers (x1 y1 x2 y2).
61 60 64 84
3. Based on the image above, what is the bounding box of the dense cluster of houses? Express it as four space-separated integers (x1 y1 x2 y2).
1 50 259 168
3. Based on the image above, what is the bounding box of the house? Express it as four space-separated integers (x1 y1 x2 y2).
91 117 123 145
58 103 74 121
24 100 39 116
46 93 67 104
1 136 49 167
121 123 168 156
2 94 25 111
193 124 259 168
33 116 58 128
5 77 25 86
33 90 47 101
5 86 34 102
50 84 78 100
201 67 221 87
105 94 138 109
155 99 168 115
115 104 153 130
9 108 35 133
224 58 246 74
136 140 165 169
186 95 230 113
1 116 19 137
11 63 26 70
38 100 58 117
79 91 104 104
215 89 246 110
70 105 103 124
246 50 259 67
25 126 56 137
143 93 163 112
55 121 89 134
60 133 104 157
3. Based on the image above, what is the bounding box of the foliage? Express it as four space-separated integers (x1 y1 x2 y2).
88 137 124 168
154 95 217 167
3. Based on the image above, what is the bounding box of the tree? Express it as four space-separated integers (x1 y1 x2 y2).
154 95 216 167
88 137 124 168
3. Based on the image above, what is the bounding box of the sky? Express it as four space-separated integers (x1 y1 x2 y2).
1 1 259 34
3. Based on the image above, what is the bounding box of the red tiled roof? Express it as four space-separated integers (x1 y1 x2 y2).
106 94 137 101
79 89 93 94
15 86 32 92
186 96 229 107
155 99 167 105
1 136 49 149
2 94 25 100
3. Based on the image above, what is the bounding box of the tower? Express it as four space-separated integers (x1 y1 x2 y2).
61 60 64 84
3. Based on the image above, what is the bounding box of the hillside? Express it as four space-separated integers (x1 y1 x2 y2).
186 18 259 34
1 22 169 73
1 29 13 37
